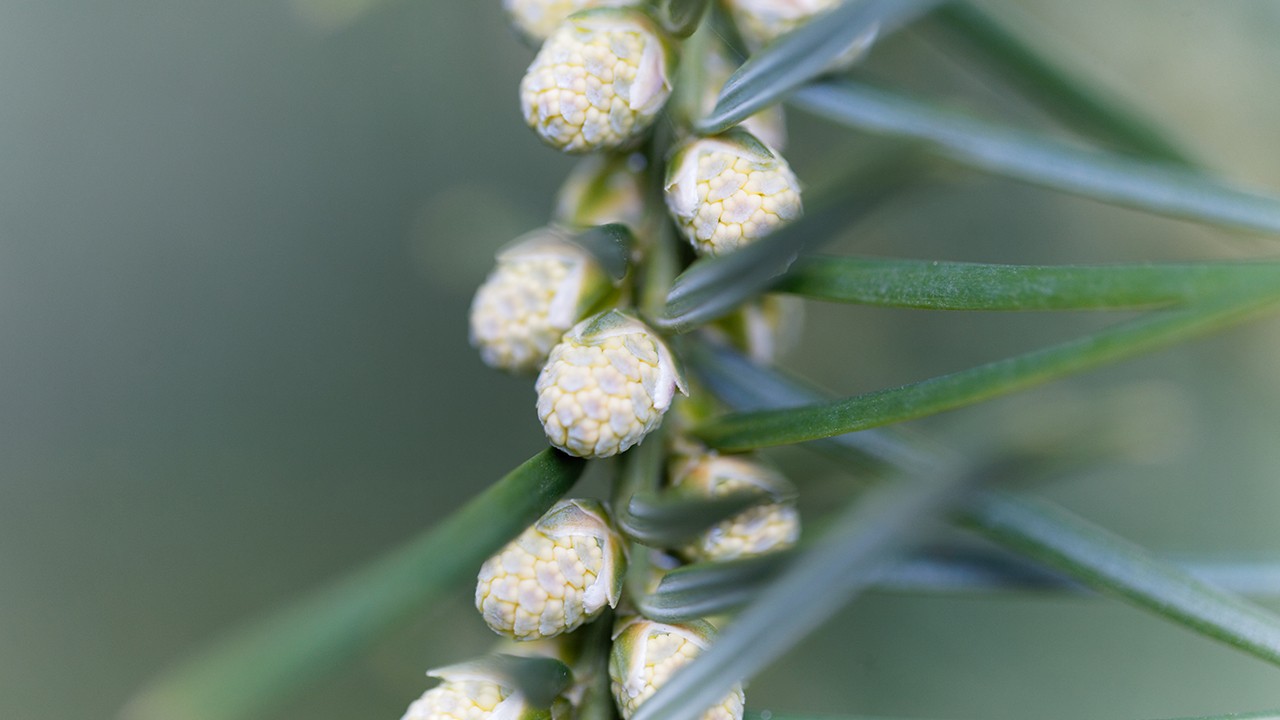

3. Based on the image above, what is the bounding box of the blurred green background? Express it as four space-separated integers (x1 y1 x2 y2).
2 1 1279 718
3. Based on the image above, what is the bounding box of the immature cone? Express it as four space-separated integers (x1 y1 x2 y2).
536 311 687 458
665 131 802 257
504 0 640 43
520 9 674 153
670 450 799 562
470 228 613 373
477 498 627 640
609 618 745 720
402 663 560 720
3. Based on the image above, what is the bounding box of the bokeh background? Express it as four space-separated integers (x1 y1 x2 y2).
3 1 1280 718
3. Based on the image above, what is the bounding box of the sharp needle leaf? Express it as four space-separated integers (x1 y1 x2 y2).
792 80 1280 236
695 288 1280 451
775 255 1280 311
697 0 943 135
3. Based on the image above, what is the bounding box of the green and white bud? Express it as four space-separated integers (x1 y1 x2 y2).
504 0 641 43
665 131 802 256
402 663 561 720
470 227 614 374
520 9 674 153
709 294 805 365
536 310 687 458
670 450 799 562
554 153 648 229
477 498 628 640
609 618 745 720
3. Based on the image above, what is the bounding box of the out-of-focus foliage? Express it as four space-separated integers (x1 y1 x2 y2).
2 2 1279 720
